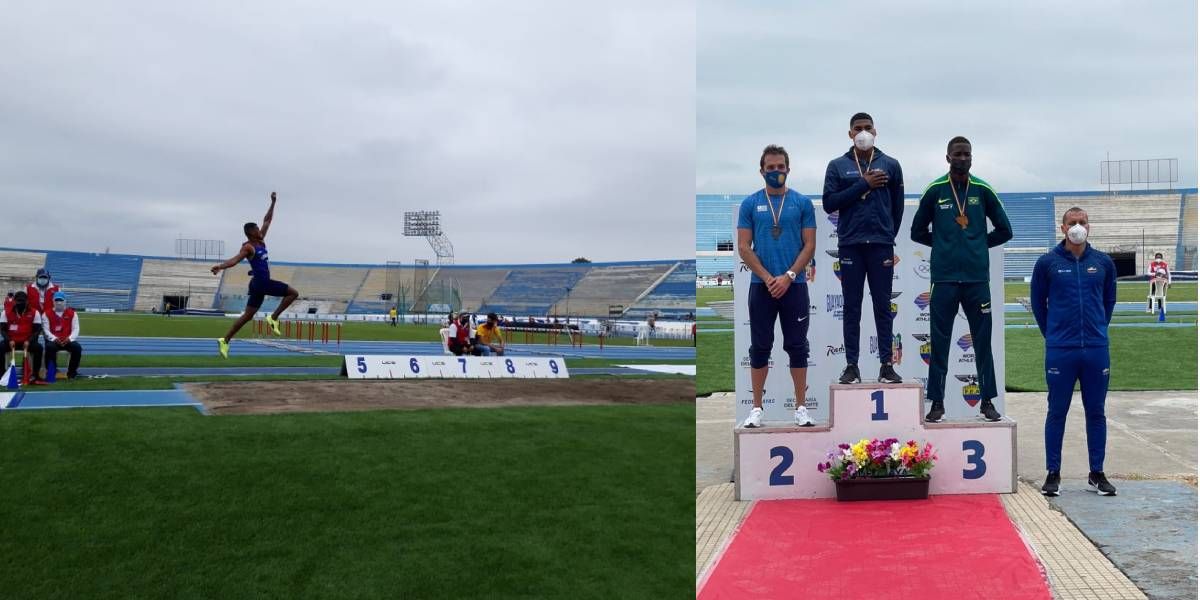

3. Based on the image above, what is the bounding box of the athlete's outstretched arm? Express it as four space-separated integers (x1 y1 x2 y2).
260 191 277 238
211 244 253 275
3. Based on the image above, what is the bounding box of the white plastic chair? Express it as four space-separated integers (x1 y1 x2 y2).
439 327 452 355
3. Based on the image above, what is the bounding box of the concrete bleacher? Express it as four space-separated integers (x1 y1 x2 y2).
417 268 510 314
348 267 406 315
0 249 47 296
288 266 369 313
625 261 696 318
43 251 143 310
133 258 220 311
696 255 732 278
1055 192 1182 268
480 268 589 316
547 263 674 317
1177 193 1197 270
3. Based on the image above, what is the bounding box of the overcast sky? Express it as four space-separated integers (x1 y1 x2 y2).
0 1 694 264
698 0 1198 196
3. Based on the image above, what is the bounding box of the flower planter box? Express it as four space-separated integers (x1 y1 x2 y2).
834 476 930 501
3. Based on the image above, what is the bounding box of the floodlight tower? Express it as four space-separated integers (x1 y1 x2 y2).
403 210 455 265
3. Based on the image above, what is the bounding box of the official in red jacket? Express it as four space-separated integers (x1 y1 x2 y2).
27 268 61 315
1 291 46 383
44 291 83 380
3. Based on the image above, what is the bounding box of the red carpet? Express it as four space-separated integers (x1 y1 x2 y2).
699 495 1051 600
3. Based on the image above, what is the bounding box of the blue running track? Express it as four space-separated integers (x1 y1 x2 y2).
78 336 695 361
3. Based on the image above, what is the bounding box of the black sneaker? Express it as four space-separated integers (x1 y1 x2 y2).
878 364 902 384
1088 471 1117 496
838 364 861 384
924 400 944 423
1041 471 1061 496
980 400 1002 422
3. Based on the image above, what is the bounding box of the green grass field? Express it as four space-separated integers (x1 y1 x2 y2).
697 325 1197 395
700 282 1196 305
697 287 733 306
1004 281 1195 303
0 404 694 599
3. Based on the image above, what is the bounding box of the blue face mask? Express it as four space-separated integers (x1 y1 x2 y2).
763 170 787 188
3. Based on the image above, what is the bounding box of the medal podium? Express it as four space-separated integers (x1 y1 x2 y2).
734 383 1016 501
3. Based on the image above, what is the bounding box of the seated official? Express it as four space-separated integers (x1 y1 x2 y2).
1 291 46 384
447 314 476 356
475 313 505 356
43 292 82 380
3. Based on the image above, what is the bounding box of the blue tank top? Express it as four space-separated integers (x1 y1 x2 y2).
248 243 270 280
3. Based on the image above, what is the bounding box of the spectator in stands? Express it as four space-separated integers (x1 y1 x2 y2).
43 291 82 380
1 291 46 384
1030 207 1117 496
475 313 505 356
738 144 818 428
911 136 1012 423
389 306 398 326
447 313 475 356
3 292 12 310
822 112 905 386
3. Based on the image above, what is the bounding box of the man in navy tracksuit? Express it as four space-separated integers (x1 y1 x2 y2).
1030 207 1118 496
822 112 904 384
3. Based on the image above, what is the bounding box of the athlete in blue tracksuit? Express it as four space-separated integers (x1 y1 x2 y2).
822 112 905 385
1030 207 1118 496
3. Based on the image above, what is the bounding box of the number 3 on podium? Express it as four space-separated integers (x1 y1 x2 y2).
963 440 986 480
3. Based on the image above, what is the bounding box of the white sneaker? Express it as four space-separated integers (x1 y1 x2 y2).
741 407 763 428
794 406 815 427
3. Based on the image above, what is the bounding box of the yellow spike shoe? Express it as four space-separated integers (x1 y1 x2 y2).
217 338 229 359
265 315 282 336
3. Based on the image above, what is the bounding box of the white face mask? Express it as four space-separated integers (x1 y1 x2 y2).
853 130 875 151
1067 223 1088 244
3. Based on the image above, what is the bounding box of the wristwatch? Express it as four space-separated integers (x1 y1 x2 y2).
786 270 797 281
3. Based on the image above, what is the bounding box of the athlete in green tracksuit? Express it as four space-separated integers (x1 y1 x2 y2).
911 136 1012 422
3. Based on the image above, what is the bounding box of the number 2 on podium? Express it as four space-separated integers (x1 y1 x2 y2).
769 446 794 486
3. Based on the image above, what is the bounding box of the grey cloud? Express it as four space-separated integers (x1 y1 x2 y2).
698 0 1197 195
1 0 694 264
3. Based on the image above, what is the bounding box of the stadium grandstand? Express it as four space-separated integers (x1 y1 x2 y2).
0 247 695 319
697 189 1198 280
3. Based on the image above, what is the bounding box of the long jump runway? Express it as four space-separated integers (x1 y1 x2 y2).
0 390 205 413
77 336 695 361
59 366 665 377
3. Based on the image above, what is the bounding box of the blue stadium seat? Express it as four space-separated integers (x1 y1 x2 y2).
43 251 143 310
481 269 589 315
626 261 696 318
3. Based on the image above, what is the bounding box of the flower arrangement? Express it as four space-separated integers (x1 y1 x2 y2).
817 438 937 481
